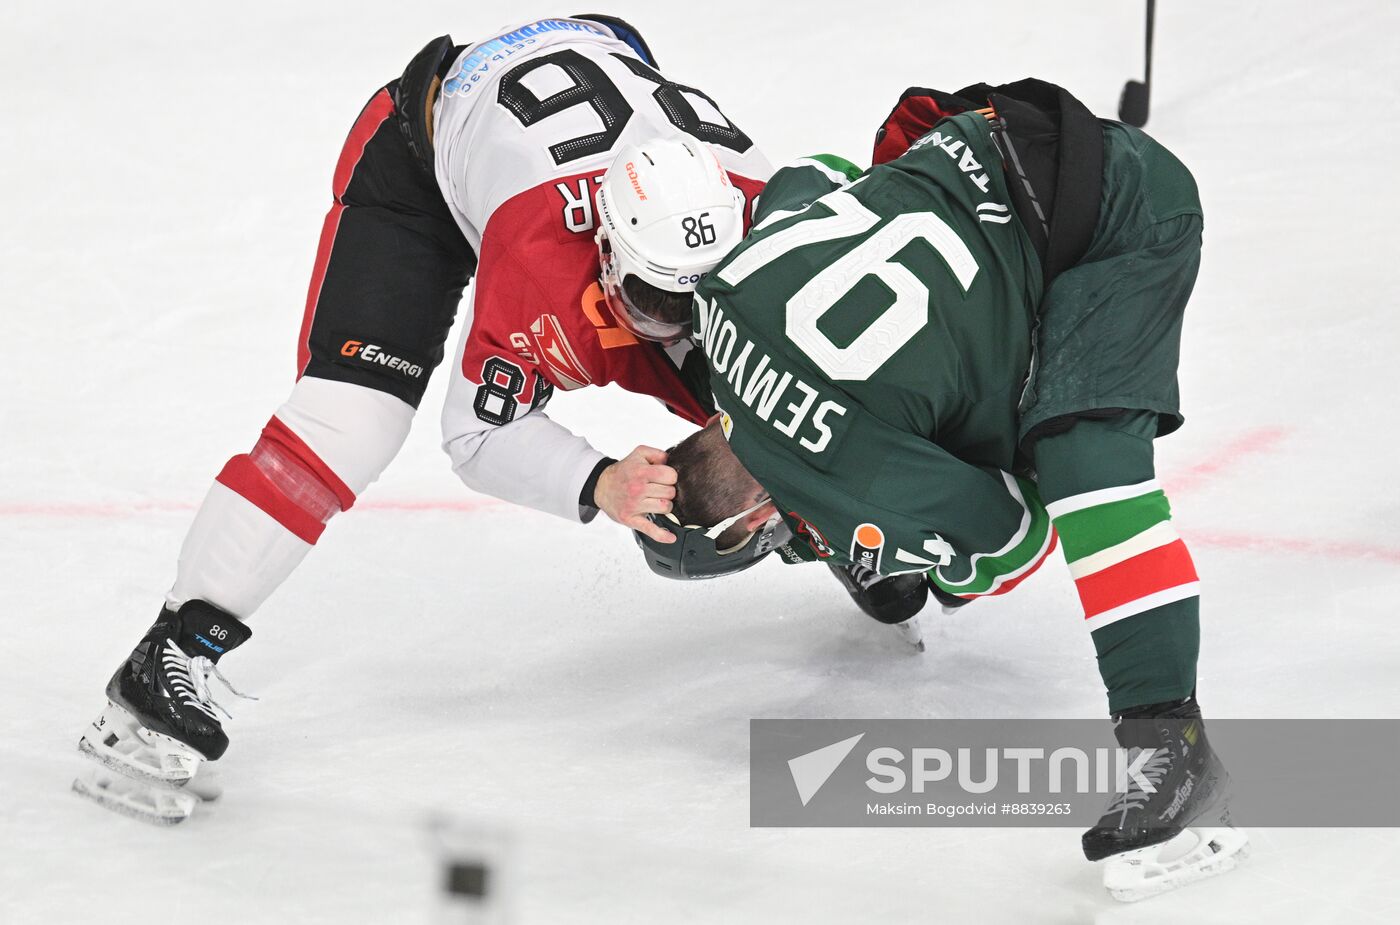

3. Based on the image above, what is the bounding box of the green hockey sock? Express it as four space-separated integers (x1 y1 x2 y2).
1033 412 1200 714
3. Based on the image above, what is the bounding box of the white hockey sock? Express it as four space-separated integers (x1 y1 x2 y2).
167 377 414 617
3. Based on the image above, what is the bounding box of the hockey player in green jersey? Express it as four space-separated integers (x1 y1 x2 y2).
634 81 1248 900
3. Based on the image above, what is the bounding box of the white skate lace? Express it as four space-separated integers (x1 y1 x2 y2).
1109 746 1174 822
162 639 258 722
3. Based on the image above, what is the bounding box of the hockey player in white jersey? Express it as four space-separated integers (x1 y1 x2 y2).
75 15 771 823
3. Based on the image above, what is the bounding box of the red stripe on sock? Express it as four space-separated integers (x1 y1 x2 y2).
1075 539 1199 618
260 416 356 511
214 455 325 544
297 89 396 377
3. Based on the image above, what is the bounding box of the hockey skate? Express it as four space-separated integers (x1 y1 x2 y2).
1083 695 1250 902
827 562 929 651
75 600 254 824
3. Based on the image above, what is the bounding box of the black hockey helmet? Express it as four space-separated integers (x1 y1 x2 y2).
634 501 791 580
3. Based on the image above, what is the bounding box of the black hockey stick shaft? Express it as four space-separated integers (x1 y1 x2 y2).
1144 0 1155 88
1119 0 1156 127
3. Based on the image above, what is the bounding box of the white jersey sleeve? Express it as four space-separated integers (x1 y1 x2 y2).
440 320 605 523
442 409 605 523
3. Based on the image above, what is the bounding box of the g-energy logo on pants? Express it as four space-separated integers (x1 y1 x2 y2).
850 523 885 571
337 338 425 381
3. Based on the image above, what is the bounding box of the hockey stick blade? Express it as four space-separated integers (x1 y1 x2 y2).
1120 0 1155 127
1119 80 1150 127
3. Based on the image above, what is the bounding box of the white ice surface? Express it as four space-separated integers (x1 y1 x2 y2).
3 1 1400 922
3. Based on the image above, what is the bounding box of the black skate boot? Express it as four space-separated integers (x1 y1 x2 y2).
104 599 253 761
79 600 253 783
827 562 929 650
1083 694 1250 900
75 600 255 823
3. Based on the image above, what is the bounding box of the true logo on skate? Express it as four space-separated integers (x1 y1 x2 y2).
337 338 426 380
193 633 226 654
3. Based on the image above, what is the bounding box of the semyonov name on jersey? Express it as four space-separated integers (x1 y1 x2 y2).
696 296 847 454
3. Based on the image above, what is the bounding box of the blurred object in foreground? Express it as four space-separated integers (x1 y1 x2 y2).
429 814 515 924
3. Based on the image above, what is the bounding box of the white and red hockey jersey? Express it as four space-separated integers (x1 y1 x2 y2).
432 18 771 521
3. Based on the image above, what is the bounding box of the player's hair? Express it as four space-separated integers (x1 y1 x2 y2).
622 275 694 326
668 420 761 549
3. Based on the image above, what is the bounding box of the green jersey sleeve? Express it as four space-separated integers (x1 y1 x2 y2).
752 155 864 227
725 397 1054 601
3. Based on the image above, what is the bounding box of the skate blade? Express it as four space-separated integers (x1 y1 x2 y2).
1103 826 1251 902
77 700 204 790
891 618 925 653
72 768 198 825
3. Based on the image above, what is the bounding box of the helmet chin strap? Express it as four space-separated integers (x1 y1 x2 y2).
635 496 789 580
701 496 771 541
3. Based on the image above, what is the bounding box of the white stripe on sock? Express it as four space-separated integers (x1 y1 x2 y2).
1084 581 1201 633
1067 521 1180 579
1045 479 1162 520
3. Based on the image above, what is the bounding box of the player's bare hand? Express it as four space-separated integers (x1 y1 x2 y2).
595 446 679 543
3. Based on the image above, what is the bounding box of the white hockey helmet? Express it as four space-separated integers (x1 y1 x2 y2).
595 133 745 342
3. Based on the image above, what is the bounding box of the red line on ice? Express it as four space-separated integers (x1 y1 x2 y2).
359 498 505 513
1185 530 1400 566
0 498 504 517
4 425 1396 566
1160 426 1293 496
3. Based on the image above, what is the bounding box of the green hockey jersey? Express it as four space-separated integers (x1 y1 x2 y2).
694 113 1057 599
